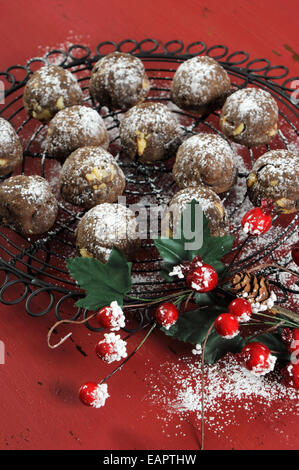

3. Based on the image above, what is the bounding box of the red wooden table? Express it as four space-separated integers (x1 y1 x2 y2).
0 0 298 451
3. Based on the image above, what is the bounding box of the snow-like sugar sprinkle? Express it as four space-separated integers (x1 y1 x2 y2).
169 265 185 279
251 353 277 376
0 118 18 146
91 383 109 409
172 56 230 104
145 354 299 436
100 332 127 364
109 301 126 331
223 88 278 125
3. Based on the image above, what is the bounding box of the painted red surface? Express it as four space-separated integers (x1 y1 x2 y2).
0 0 298 450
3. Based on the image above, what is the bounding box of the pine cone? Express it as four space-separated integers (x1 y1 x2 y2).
230 272 277 313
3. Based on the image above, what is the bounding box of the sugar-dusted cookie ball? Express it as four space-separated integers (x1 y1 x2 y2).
220 88 278 147
247 150 299 213
0 175 58 235
59 146 125 209
173 133 236 193
76 203 140 262
90 52 150 110
170 56 231 114
119 102 183 163
24 65 83 123
162 186 229 237
47 105 109 162
0 118 23 176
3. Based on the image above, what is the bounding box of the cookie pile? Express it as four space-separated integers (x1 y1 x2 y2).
0 52 297 259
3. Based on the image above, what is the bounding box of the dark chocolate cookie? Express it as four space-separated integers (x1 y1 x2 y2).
0 175 58 235
162 186 229 238
119 102 183 163
89 52 150 110
173 133 236 193
24 65 83 123
220 88 278 147
47 105 109 162
170 56 231 114
59 146 125 209
0 118 23 177
76 203 140 262
247 150 299 213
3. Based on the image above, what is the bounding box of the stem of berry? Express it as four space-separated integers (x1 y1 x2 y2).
221 234 252 280
200 322 215 451
100 321 157 385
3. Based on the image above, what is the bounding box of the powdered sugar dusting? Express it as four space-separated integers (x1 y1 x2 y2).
173 133 236 191
171 56 230 105
145 353 299 436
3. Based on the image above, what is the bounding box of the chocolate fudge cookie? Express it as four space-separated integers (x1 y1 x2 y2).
247 150 299 213
170 56 231 114
0 175 58 235
220 88 278 147
0 118 23 176
59 146 125 209
76 203 140 262
173 133 236 193
162 186 229 237
89 52 150 110
119 102 183 163
24 65 83 123
47 105 109 162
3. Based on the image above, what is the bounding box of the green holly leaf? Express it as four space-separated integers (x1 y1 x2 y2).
162 305 245 364
66 248 132 310
154 200 235 275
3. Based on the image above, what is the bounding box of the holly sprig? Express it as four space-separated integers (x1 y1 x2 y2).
63 200 297 365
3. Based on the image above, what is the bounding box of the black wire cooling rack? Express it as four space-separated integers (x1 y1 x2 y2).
0 39 298 331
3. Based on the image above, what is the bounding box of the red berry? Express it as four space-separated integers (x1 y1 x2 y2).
79 382 109 408
292 245 299 267
240 341 276 375
281 363 299 390
96 306 114 328
96 301 125 330
95 340 114 361
228 298 252 323
282 327 299 358
241 207 272 236
79 382 99 406
155 302 179 329
214 313 239 339
186 264 218 293
95 333 127 363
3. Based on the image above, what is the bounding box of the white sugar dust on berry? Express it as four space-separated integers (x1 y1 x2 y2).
96 300 126 331
95 332 127 364
169 256 203 280
228 298 252 323
241 207 272 236
155 302 179 330
239 341 277 376
79 382 109 408
186 262 218 293
214 313 239 339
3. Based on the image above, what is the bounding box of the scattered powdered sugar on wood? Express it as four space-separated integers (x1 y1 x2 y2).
145 353 299 437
